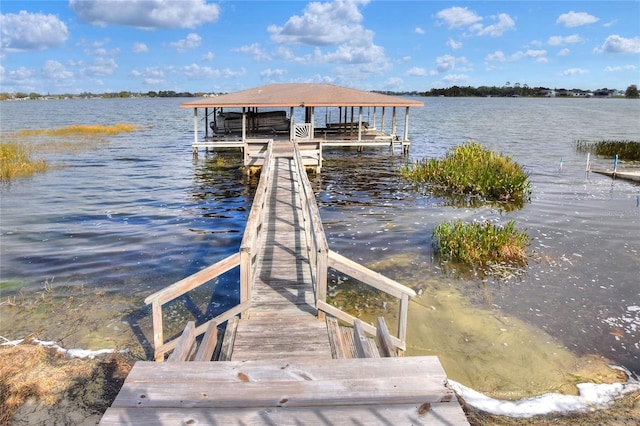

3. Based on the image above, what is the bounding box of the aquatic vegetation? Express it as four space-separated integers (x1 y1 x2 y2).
0 141 49 182
16 123 141 137
575 139 640 161
401 141 530 206
433 220 529 274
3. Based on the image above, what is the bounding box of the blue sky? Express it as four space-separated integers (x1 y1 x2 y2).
1 1 639 94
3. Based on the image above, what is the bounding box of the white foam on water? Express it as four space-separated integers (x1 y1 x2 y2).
449 365 640 417
1 336 126 359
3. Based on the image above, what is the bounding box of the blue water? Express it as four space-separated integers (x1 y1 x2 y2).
1 96 639 375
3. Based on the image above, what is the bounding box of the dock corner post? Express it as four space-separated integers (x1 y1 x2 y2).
403 106 410 143
239 248 251 318
151 301 164 362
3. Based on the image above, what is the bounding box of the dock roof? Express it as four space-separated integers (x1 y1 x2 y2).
180 83 423 109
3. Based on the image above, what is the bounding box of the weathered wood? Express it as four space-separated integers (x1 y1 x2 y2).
327 250 416 299
101 400 468 425
193 320 217 362
154 301 250 361
376 316 397 357
144 253 240 306
167 321 196 362
326 317 347 359
111 357 453 409
219 316 238 361
353 319 375 358
317 300 405 351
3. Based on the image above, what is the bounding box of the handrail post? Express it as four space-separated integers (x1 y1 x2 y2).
316 247 328 320
151 301 164 361
398 293 410 356
240 248 251 318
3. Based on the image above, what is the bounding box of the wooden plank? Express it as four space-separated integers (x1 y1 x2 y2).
101 401 469 425
111 378 452 409
193 320 218 362
376 316 397 357
326 317 347 359
121 357 448 384
353 319 375 358
167 321 195 362
219 316 238 361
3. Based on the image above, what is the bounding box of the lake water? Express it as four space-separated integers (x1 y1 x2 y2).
1 97 639 396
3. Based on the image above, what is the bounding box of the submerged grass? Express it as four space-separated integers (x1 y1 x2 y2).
1 123 142 181
16 123 141 137
575 139 640 160
0 141 49 182
433 220 530 273
401 141 530 206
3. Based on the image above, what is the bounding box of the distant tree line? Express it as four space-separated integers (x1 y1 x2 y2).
0 90 205 101
378 83 638 98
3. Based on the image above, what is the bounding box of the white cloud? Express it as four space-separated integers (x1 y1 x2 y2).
267 0 387 68
269 0 371 46
130 66 165 85
260 68 288 79
436 7 514 37
234 43 271 61
436 7 482 29
485 50 507 62
561 68 589 76
80 57 118 77
548 34 583 46
132 42 148 53
0 11 68 52
170 33 202 53
474 13 515 37
604 64 637 72
42 60 74 80
486 49 547 63
447 38 462 50
201 52 215 61
434 55 469 73
557 11 599 28
415 27 425 35
182 64 221 79
594 35 640 54
70 0 220 29
558 48 571 56
525 49 548 63
406 67 427 77
436 74 471 86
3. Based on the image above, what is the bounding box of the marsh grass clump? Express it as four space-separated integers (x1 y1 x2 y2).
0 141 49 182
401 141 530 206
575 139 640 161
16 123 141 137
433 220 529 274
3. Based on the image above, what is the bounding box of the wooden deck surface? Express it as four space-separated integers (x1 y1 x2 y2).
100 357 468 425
232 142 333 360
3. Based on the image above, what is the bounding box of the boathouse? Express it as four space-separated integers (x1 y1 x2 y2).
180 83 424 161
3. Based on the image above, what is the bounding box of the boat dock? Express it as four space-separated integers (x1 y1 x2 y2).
100 139 469 425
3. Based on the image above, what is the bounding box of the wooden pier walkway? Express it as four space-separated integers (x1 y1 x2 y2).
100 141 469 425
232 143 332 360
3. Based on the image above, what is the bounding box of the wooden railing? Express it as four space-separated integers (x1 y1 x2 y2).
239 140 275 314
143 254 249 361
292 143 416 352
145 141 275 361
